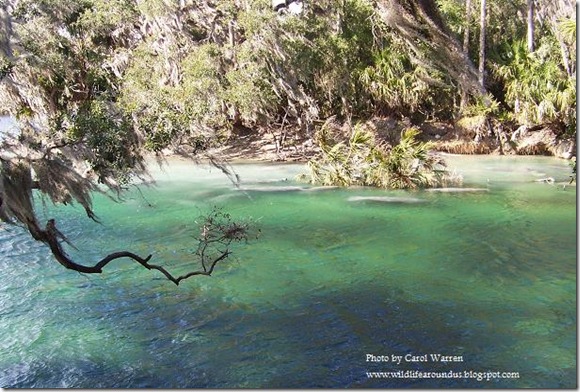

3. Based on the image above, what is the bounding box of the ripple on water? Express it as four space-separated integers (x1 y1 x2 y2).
0 229 44 260
2 362 34 387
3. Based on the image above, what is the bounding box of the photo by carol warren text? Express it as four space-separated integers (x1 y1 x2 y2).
364 353 520 383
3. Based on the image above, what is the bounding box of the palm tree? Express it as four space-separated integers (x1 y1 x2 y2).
305 124 457 189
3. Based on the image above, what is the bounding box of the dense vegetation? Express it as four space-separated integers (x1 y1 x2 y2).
299 120 461 188
0 0 575 279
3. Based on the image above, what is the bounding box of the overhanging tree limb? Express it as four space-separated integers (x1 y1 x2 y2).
0 159 250 285
32 217 237 285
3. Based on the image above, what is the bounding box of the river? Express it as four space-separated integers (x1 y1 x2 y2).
0 154 576 388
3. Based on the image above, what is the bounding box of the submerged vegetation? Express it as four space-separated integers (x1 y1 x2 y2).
0 0 576 279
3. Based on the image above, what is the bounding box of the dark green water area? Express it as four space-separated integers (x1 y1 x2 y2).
0 155 576 388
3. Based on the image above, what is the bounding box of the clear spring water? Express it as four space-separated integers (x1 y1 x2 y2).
0 155 576 388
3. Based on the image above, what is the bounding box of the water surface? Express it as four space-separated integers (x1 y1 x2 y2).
0 155 576 388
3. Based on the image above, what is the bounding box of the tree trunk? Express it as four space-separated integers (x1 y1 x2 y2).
478 0 486 88
375 0 485 101
527 0 535 52
460 0 473 109
535 0 575 75
555 30 572 76
550 16 572 76
0 5 13 59
463 0 472 54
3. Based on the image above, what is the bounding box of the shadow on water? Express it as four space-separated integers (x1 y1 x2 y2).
1 273 575 388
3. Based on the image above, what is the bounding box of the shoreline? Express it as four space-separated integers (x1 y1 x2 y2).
204 118 576 163
152 141 576 168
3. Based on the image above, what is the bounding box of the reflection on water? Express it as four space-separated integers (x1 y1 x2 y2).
0 155 576 388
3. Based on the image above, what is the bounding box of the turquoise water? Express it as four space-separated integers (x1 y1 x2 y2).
0 155 576 388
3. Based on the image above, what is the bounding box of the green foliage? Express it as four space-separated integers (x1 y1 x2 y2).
486 1 528 52
237 2 273 36
180 45 228 128
382 128 451 189
224 43 278 125
304 122 457 189
5 0 577 138
0 57 14 79
136 0 175 18
241 0 380 120
558 18 576 42
119 42 228 153
461 94 500 117
74 0 138 43
436 0 467 37
1 0 147 193
361 43 430 116
307 124 375 187
493 39 576 129
67 99 139 185
311 0 377 116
